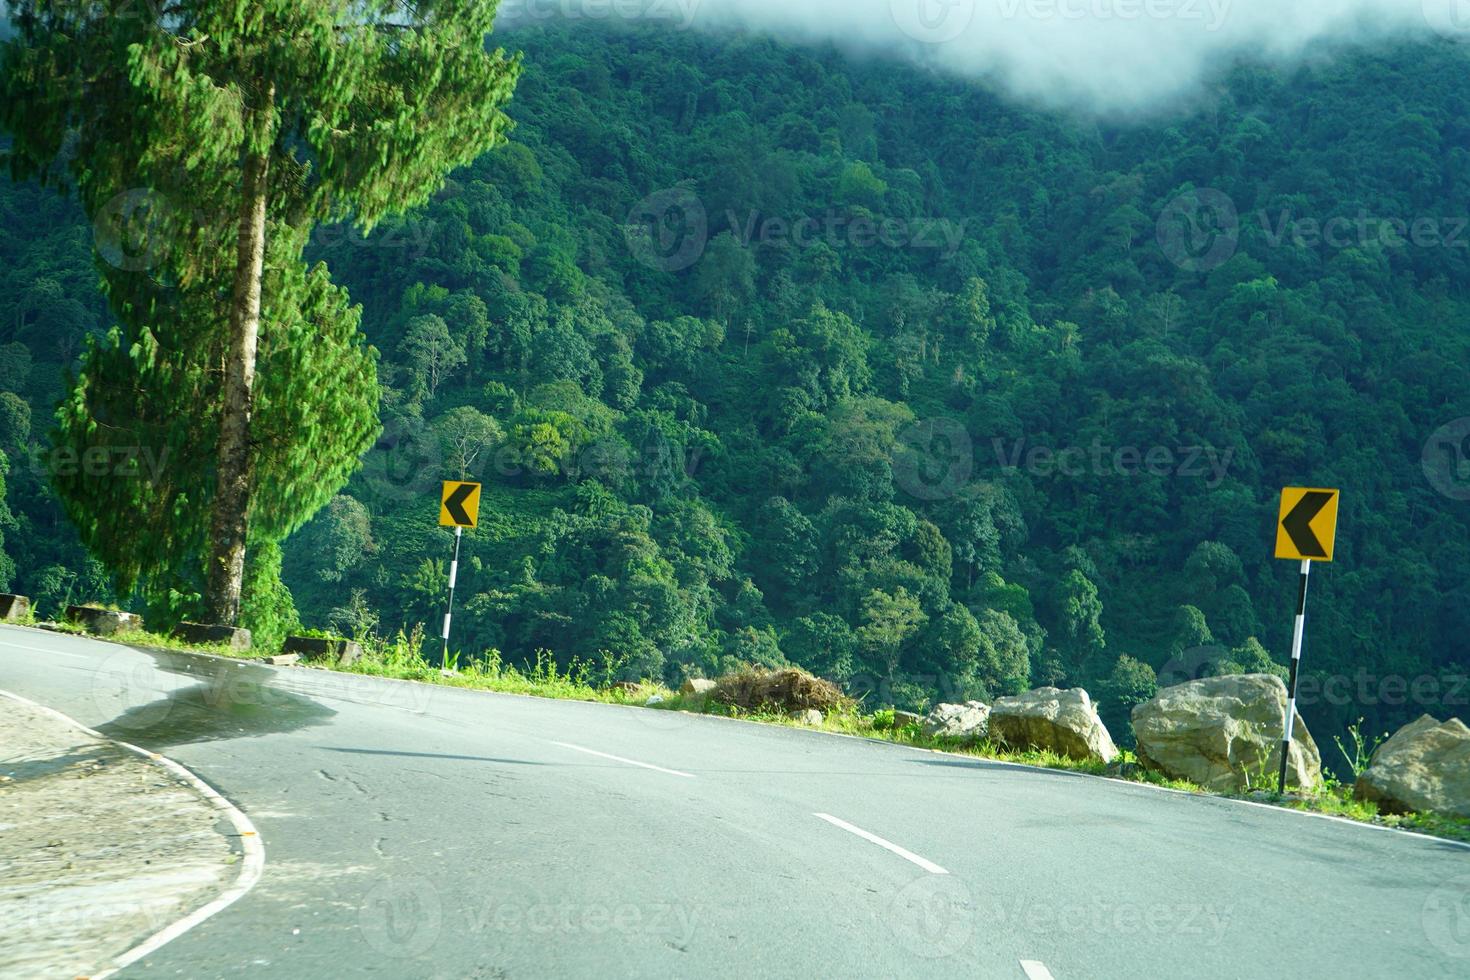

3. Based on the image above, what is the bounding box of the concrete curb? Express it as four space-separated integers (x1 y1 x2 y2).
0 688 266 978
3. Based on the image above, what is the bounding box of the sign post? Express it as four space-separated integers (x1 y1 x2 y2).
1273 487 1340 794
438 481 482 659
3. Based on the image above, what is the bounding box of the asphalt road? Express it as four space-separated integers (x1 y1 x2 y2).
3 623 1468 979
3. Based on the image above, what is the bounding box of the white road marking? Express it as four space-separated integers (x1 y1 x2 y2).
1020 961 1056 980
812 812 948 875
0 688 265 980
0 637 92 659
550 740 695 778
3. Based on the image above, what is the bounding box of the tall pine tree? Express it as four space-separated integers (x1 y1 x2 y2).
2 1 520 624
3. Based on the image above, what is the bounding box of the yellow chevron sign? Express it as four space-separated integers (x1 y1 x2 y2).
439 481 482 528
1275 488 1340 562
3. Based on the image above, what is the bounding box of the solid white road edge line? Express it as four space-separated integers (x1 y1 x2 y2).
1020 960 1056 980
812 812 949 875
0 688 265 980
550 740 696 778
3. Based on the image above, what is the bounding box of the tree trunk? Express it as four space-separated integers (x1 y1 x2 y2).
205 90 273 625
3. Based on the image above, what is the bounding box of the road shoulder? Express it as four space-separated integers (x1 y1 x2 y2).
0 690 262 979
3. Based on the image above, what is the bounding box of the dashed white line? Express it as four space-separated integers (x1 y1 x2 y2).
0 637 92 659
812 813 948 874
550 740 696 778
1020 960 1056 980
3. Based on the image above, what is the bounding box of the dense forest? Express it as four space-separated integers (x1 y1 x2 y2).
3 21 1469 751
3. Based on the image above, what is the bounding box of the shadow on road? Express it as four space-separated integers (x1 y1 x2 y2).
94 647 335 749
321 747 545 765
1 748 129 786
908 756 1096 779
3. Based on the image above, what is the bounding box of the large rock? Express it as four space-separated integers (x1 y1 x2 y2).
0 594 30 622
1354 715 1470 817
65 605 140 637
1131 674 1321 792
990 688 1117 763
921 701 991 741
176 622 253 651
680 677 717 696
283 635 362 666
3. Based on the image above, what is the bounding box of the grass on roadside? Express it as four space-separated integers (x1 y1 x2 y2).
20 618 1470 845
344 627 675 707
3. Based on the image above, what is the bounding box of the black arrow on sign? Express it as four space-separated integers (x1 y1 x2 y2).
443 483 476 526
1282 491 1333 558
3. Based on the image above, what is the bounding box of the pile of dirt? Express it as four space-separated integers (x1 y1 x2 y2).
711 668 849 714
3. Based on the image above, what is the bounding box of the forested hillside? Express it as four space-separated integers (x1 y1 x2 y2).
4 21 1469 749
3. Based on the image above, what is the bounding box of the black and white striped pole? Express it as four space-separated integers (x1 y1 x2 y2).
1278 558 1311 794
443 524 462 661
1273 487 1340 796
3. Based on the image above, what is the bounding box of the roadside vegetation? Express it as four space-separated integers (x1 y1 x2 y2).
21 616 1468 846
6 22 1470 761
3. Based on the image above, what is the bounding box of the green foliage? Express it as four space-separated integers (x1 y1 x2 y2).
400 315 467 400
47 258 380 615
0 450 15 591
1 0 520 620
4 20 1470 753
1097 655 1159 747
239 540 300 651
0 392 28 452
1333 719 1389 781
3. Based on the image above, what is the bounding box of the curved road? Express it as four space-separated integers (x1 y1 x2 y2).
2 623 1468 978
